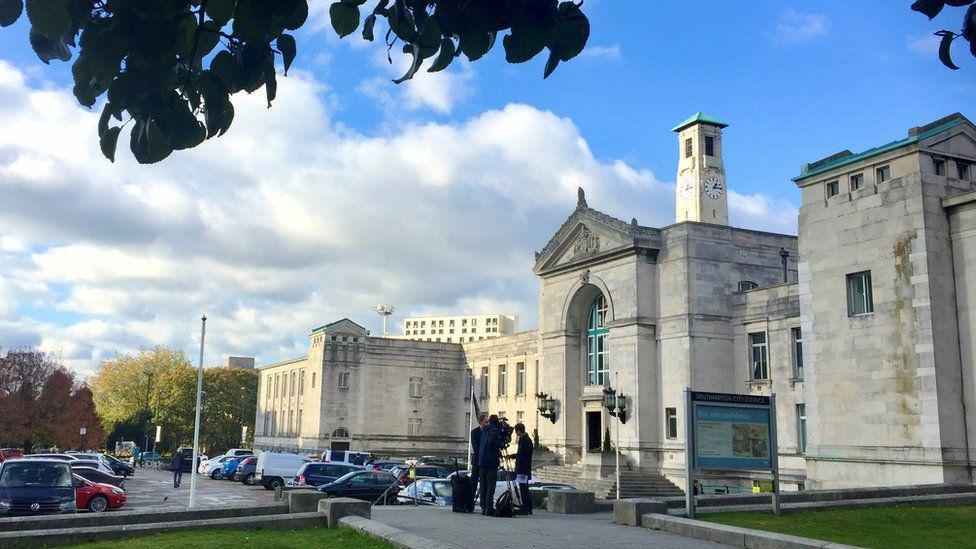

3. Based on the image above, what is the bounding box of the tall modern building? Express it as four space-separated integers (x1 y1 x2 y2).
399 314 518 344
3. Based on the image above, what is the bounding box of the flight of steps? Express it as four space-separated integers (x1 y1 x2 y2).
535 464 684 499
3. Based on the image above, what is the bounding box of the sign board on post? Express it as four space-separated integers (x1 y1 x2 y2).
155 425 162 443
684 389 780 518
79 427 87 436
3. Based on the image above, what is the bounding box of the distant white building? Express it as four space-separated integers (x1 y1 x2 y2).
399 314 518 344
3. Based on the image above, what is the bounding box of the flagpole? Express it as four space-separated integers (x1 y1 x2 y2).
467 383 474 469
189 315 206 508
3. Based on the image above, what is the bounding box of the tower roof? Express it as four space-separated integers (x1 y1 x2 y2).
671 112 729 133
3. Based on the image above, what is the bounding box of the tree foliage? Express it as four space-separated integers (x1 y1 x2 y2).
0 347 105 451
911 0 976 69
0 0 590 164
89 346 257 454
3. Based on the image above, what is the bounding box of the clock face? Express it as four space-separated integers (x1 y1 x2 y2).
680 177 695 197
704 176 724 199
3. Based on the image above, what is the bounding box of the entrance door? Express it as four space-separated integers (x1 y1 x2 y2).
331 441 350 452
586 411 602 451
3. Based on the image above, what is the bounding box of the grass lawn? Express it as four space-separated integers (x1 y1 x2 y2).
701 504 976 548
63 526 394 549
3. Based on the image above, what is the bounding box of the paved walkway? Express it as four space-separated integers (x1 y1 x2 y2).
121 467 275 510
371 506 730 549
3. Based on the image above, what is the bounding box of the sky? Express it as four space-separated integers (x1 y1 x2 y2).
0 2 973 377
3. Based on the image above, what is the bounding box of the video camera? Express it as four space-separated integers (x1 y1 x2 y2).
497 418 514 449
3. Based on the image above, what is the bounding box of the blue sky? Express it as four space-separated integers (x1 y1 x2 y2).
0 2 972 375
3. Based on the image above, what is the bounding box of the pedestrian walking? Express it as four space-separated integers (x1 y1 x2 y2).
171 451 184 488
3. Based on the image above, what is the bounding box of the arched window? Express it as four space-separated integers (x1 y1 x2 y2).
586 294 609 386
738 280 758 292
332 427 350 439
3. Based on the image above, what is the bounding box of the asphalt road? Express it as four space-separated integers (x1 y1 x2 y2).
120 466 276 510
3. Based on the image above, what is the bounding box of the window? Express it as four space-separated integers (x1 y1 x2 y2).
297 409 302 436
299 370 305 396
826 180 839 197
847 271 874 316
934 158 946 176
274 374 279 399
408 418 421 436
749 332 769 380
737 280 758 292
960 162 971 180
450 319 455 326
684 138 692 158
796 404 807 454
409 376 423 398
472 319 477 326
665 407 678 439
792 327 804 379
586 294 610 386
705 135 714 156
517 411 524 424
311 372 316 388
290 371 296 397
332 427 350 438
263 411 270 435
875 165 890 183
515 362 526 395
288 410 293 436
850 173 864 191
498 411 507 420
480 367 489 399
266 377 272 399
497 365 507 397
337 371 349 389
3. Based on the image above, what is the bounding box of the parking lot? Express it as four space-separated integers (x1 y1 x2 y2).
121 466 275 510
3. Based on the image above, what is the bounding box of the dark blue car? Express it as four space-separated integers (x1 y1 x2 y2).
220 457 244 480
0 459 76 516
293 462 362 487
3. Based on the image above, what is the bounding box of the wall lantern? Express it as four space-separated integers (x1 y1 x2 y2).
535 392 559 423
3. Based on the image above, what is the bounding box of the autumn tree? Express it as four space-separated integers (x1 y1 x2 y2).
0 0 591 164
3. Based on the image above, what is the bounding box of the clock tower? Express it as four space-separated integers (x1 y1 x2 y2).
673 112 729 225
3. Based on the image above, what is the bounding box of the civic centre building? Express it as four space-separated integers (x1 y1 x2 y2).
253 112 976 491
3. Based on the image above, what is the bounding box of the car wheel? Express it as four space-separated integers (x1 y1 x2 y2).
88 496 109 513
243 473 255 486
211 470 221 480
270 478 283 489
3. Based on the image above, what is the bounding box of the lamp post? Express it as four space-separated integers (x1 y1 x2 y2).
602 378 628 500
143 372 153 455
189 315 206 509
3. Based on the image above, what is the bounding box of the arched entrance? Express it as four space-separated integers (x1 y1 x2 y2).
330 427 351 452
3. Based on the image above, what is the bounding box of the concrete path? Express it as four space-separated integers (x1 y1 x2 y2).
371 506 730 549
121 467 275 510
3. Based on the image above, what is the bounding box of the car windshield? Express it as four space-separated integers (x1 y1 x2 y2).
333 471 365 484
0 462 72 487
431 481 452 498
102 454 120 464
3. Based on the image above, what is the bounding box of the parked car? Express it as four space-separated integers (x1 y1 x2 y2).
389 463 453 481
256 452 313 490
0 448 22 462
67 459 115 476
172 448 200 473
368 460 404 472
202 455 233 479
72 474 125 512
397 479 453 506
447 469 540 504
292 462 363 487
0 459 76 516
72 467 125 489
235 456 258 484
21 454 76 462
316 470 402 504
222 448 254 458
220 457 245 480
100 454 134 477
136 451 161 467
319 450 373 466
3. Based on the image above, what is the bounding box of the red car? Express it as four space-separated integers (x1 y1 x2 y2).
73 474 126 512
0 448 23 462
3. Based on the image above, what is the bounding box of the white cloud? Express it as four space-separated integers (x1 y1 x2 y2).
358 45 474 115
772 9 831 46
728 190 798 235
581 45 622 61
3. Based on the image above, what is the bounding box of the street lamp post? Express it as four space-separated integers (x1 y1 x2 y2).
189 315 207 509
602 377 628 500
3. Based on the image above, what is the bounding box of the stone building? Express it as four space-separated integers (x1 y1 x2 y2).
398 314 519 344
253 319 469 456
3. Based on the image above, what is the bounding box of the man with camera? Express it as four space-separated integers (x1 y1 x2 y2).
478 414 502 515
507 423 533 515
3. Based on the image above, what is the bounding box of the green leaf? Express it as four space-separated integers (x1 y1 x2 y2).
503 25 547 64
329 1 359 38
211 50 243 92
206 0 236 25
911 0 946 19
0 0 23 27
99 126 121 162
277 34 296 75
393 42 422 84
98 102 112 137
362 12 376 41
427 37 455 72
550 1 589 62
28 28 70 64
459 31 491 61
280 0 308 30
265 68 277 106
936 31 960 70
388 0 416 41
25 0 70 39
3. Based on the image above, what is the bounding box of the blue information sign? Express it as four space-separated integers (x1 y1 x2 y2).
689 391 773 471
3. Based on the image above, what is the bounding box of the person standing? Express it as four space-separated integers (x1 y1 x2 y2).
478 414 501 516
507 423 534 515
470 413 488 501
171 451 184 488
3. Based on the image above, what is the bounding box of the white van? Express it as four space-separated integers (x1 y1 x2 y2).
255 451 312 489
321 450 373 466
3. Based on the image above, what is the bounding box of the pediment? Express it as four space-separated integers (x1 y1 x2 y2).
313 318 370 337
923 127 976 158
533 205 660 274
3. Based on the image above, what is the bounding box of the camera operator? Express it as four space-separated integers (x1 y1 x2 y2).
471 413 488 500
478 414 502 516
506 423 533 515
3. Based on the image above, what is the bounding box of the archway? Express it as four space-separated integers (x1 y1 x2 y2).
330 427 351 452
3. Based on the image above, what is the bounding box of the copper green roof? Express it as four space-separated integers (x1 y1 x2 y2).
793 115 969 181
671 112 730 132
